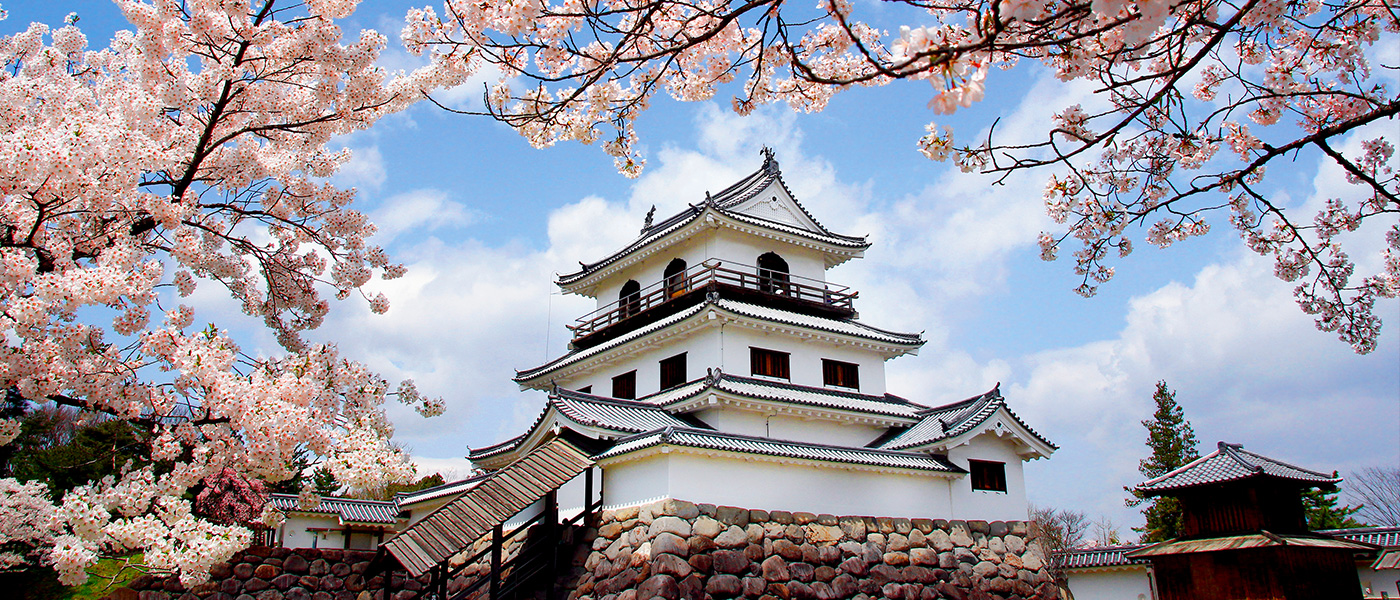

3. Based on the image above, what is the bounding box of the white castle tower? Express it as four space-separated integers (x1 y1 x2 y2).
472 151 1055 522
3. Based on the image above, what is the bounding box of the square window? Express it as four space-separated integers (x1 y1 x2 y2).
969 460 1007 492
611 371 636 400
660 353 687 391
822 359 860 389
750 347 790 379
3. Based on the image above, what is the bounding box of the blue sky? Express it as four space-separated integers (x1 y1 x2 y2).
8 1 1397 538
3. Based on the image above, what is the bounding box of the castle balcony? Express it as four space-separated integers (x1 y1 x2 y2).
567 260 857 350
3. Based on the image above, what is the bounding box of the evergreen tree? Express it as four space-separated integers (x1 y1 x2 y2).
1304 475 1367 530
1126 381 1201 542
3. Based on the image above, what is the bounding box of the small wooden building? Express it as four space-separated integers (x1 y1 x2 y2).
1127 441 1375 599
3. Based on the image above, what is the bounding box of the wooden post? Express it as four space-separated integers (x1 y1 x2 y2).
546 490 560 600
438 563 447 600
584 467 594 525
490 524 503 600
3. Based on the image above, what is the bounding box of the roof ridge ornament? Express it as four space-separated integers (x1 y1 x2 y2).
761 146 778 173
642 205 655 233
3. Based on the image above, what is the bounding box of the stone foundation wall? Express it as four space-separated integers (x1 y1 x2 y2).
102 548 406 600
561 499 1058 600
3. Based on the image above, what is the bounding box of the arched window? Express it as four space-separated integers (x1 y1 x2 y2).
619 280 641 318
757 252 790 295
664 259 688 298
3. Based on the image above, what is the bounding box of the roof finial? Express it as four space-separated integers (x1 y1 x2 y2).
761 146 777 173
642 205 655 232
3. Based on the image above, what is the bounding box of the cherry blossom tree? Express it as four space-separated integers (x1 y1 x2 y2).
402 0 1399 352
0 0 453 586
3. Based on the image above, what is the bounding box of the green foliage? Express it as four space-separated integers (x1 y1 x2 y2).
1304 477 1367 530
1126 381 1201 543
0 554 143 600
311 465 341 496
267 446 314 495
354 472 448 501
3 401 147 499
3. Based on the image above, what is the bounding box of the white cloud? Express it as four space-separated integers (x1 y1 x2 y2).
333 144 387 191
372 188 477 245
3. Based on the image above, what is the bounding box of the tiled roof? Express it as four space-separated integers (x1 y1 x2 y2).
515 299 922 384
1135 442 1341 495
1126 532 1375 557
874 386 1056 453
557 162 867 286
641 372 927 420
713 299 923 346
1056 544 1150 569
469 389 702 461
394 472 491 507
268 494 401 525
1322 527 1400 548
594 427 963 473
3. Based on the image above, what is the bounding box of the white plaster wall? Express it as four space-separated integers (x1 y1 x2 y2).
281 514 341 549
402 496 455 526
560 331 722 395
718 325 889 395
1062 568 1155 600
601 452 953 519
693 407 886 447
946 430 1031 522
1359 566 1400 599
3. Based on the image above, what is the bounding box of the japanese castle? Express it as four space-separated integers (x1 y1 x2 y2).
469 151 1055 522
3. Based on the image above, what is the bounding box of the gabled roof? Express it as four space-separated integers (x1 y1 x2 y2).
470 388 702 462
556 157 869 289
514 298 923 387
642 371 927 422
1135 441 1341 495
594 426 964 474
874 385 1056 455
1125 532 1375 557
268 494 401 525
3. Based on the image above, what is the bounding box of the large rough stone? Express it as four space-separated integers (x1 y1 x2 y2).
234 564 256 580
613 505 640 522
330 563 350 578
743 577 767 598
770 511 795 525
244 579 271 593
1021 552 1044 571
810 581 835 600
837 517 866 541
952 548 977 565
661 499 701 519
716 526 749 549
948 528 974 549
693 516 725 538
910 519 934 534
746 524 766 544
716 506 750 527
630 542 652 568
837 542 864 558
689 535 717 554
817 546 841 565
1003 535 1025 554
680 574 705 600
745 543 766 562
928 530 953 552
638 574 680 600
653 532 689 557
967 521 989 536
804 525 843 545
283 555 309 575
654 553 693 578
271 574 300 591
749 510 770 523
882 552 909 566
860 543 883 565
972 561 998 579
789 563 815 583
868 564 901 586
831 574 858 598
689 553 713 574
989 522 1008 537
901 566 937 584
712 550 751 574
794 512 817 525
598 522 625 540
651 516 692 538
1004 553 1024 569
761 556 790 582
887 533 910 552
707 574 744 598
763 523 787 540
309 561 329 577
814 566 836 582
866 533 885 546
909 549 939 567
788 581 814 600
837 557 867 577
773 540 803 561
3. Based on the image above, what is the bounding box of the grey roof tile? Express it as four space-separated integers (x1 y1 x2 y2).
1324 527 1400 548
268 494 400 524
1135 441 1341 494
594 427 963 473
470 389 701 461
394 473 491 506
1055 544 1150 569
875 386 1056 452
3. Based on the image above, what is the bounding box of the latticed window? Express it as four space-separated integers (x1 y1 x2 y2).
750 347 790 379
822 359 859 389
612 371 636 400
660 353 687 390
970 460 1007 492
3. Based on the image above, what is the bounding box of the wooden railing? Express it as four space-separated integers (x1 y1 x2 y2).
568 260 856 339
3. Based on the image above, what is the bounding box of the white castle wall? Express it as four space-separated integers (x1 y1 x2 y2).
601 452 955 519
947 431 1030 523
692 407 886 447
